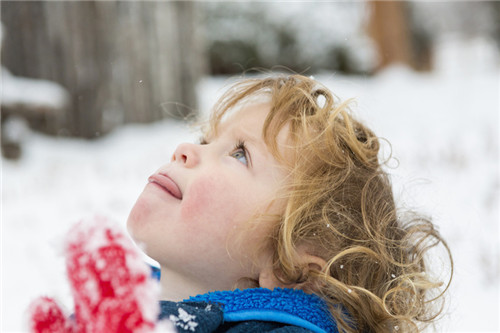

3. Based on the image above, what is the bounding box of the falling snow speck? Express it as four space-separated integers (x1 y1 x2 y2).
391 274 396 278
139 80 143 83
394 325 399 331
348 288 352 293
340 264 344 269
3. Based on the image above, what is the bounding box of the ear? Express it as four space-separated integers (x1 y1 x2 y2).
300 252 327 274
294 250 328 293
258 257 288 290
257 248 327 290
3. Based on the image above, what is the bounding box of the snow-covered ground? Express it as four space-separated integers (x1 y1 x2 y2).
2 37 499 332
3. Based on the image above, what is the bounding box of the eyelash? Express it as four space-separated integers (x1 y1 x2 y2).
198 137 251 167
233 140 245 151
231 140 250 167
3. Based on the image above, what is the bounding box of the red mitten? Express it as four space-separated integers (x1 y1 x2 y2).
28 217 161 333
28 297 75 333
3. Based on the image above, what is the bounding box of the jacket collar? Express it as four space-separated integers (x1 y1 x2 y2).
186 288 338 333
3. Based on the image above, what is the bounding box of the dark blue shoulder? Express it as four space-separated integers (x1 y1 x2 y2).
158 300 223 333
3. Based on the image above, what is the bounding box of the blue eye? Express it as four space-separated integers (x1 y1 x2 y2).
231 149 248 165
231 141 249 166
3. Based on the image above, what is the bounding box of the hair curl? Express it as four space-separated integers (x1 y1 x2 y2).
207 74 452 333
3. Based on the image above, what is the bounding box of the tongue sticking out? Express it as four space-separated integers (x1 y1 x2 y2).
148 173 182 200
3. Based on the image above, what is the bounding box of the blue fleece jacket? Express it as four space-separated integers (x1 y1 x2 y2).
158 288 339 333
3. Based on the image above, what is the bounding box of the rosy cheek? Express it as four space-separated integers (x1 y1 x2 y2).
180 175 239 226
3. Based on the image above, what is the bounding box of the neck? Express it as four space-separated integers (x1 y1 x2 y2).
159 267 216 301
159 266 261 301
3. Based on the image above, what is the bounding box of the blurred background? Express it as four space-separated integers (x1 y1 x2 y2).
2 1 499 145
2 1 499 332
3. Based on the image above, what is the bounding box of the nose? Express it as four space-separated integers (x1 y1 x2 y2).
171 143 200 168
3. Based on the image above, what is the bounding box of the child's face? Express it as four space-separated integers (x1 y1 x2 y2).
127 103 289 292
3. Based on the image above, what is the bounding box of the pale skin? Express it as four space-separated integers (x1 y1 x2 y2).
127 103 325 301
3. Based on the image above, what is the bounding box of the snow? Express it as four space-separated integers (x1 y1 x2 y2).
2 37 499 332
1 67 70 111
169 308 198 332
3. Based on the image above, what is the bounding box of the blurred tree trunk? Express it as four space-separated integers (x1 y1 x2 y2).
1 1 205 138
368 1 414 70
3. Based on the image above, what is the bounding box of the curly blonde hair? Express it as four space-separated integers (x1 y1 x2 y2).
206 74 452 333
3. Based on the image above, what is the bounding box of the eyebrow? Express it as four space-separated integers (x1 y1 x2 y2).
201 125 263 150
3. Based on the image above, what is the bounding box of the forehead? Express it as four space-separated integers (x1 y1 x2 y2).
219 103 293 166
218 103 272 135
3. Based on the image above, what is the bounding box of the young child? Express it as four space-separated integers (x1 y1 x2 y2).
126 74 453 333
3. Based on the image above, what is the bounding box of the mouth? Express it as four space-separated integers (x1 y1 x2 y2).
148 173 183 200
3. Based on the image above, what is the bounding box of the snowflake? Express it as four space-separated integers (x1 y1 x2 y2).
169 307 198 332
